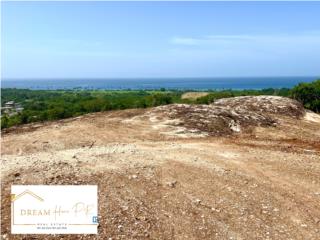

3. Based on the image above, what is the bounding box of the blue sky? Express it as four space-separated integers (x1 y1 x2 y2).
2 1 320 78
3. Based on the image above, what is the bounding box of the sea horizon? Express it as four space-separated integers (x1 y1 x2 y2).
1 76 318 91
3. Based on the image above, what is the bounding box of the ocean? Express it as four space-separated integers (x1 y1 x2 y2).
1 76 318 90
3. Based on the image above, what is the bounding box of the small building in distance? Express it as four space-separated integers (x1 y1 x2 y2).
1 101 24 116
5 101 15 108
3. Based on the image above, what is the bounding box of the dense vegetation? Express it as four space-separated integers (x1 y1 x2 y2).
290 79 320 113
1 90 182 128
1 79 319 129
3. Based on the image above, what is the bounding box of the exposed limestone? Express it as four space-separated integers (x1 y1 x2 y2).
213 96 305 118
147 96 305 136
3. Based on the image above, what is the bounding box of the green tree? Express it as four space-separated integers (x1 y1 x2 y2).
1 115 9 129
291 79 320 112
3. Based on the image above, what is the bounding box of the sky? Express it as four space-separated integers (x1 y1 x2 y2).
1 1 320 79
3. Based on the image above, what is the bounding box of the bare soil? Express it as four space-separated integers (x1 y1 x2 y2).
1 96 320 240
181 92 209 100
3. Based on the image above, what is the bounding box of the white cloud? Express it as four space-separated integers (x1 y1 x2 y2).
170 32 320 46
171 37 201 46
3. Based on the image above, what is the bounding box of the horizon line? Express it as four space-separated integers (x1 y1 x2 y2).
2 75 319 81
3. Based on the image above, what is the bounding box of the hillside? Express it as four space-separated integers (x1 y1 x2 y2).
1 96 320 239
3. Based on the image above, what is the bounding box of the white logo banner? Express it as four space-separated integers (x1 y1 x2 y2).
11 185 98 234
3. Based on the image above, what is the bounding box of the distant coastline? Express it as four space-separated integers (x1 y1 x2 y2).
1 76 318 90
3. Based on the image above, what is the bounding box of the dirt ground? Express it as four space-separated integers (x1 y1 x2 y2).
1 97 320 239
181 92 209 100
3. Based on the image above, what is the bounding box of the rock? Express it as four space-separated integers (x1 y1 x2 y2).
121 206 129 211
214 96 305 118
166 180 177 188
131 175 138 179
14 172 20 178
229 120 241 132
147 96 304 136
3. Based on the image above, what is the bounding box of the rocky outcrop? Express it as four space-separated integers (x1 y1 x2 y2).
213 96 305 118
149 96 305 136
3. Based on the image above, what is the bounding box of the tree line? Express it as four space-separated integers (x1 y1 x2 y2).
1 79 319 129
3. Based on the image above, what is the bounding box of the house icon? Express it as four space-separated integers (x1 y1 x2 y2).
11 190 44 202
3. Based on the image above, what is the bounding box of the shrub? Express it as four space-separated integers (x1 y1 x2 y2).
291 80 320 112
